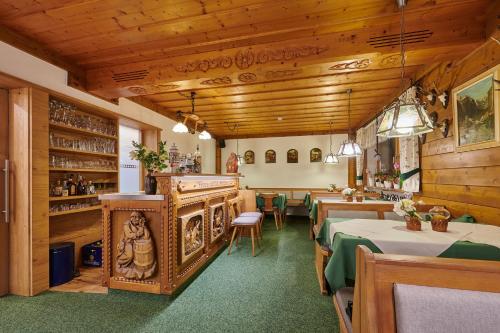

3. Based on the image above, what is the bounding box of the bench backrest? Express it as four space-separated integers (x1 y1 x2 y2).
352 245 500 333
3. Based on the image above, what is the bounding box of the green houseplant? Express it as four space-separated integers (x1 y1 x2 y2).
129 141 168 194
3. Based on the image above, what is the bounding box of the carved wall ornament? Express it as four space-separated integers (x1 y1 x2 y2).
200 76 232 85
175 46 327 73
210 203 225 243
380 54 404 67
265 69 302 80
128 86 148 95
116 211 157 280
329 58 371 70
175 56 232 73
179 210 205 263
128 84 180 95
238 72 257 83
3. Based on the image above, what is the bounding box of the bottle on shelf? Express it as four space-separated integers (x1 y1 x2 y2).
68 175 77 196
77 175 86 195
62 180 69 197
87 181 96 195
54 180 63 197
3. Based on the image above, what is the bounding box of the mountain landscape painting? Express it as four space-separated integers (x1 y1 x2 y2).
455 74 495 147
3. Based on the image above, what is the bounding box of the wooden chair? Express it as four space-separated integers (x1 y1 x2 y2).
259 192 282 230
227 197 261 257
334 245 500 333
238 190 264 237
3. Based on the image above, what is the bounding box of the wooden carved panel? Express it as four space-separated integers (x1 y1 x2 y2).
179 209 205 264
200 76 232 85
116 211 157 280
209 203 225 243
238 72 257 83
329 58 370 70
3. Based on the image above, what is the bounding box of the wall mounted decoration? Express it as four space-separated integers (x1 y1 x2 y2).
244 150 255 164
179 209 205 263
287 149 298 163
226 152 239 173
238 72 257 83
310 148 322 162
265 149 276 163
210 203 225 243
200 76 232 85
452 64 499 152
116 211 157 280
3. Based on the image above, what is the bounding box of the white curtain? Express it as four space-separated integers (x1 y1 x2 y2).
399 136 420 192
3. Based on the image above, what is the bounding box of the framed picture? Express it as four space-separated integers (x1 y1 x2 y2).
453 64 500 152
244 150 255 164
310 148 322 162
287 149 298 163
265 149 276 163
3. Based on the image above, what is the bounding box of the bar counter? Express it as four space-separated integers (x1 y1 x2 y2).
99 173 239 294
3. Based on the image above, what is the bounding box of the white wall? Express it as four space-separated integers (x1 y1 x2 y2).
0 41 216 173
222 134 349 188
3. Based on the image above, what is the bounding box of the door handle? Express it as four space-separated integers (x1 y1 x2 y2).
2 160 9 223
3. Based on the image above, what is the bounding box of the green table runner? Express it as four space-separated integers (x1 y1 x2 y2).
256 193 287 212
316 218 500 293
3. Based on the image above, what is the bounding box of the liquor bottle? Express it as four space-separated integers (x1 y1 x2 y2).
87 181 96 195
62 180 69 197
77 175 86 195
68 176 77 196
54 180 63 197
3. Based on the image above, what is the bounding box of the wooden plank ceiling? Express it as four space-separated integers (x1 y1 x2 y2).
0 0 494 138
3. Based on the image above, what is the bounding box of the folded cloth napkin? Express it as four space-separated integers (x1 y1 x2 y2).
452 214 476 223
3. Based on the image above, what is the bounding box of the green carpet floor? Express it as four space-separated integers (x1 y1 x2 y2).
0 216 339 333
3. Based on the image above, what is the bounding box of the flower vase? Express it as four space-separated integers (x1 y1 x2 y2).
144 170 157 195
345 196 353 202
405 216 421 231
355 195 363 202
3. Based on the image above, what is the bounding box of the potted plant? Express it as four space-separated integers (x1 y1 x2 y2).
129 141 169 195
429 206 451 232
327 184 337 192
374 172 383 187
384 174 393 189
355 191 364 202
393 199 422 231
342 188 356 202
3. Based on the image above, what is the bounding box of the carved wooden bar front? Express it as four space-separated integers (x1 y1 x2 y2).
100 174 239 294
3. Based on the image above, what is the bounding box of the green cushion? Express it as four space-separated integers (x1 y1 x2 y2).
452 214 476 223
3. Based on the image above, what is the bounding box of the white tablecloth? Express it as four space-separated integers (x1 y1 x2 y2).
329 219 500 257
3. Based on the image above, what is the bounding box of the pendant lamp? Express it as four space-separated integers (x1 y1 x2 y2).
324 121 339 164
172 111 188 133
376 1 433 138
337 89 362 157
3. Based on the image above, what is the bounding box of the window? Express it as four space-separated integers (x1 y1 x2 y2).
119 125 141 193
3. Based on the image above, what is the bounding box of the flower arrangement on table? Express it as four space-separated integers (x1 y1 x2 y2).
129 141 169 194
341 187 357 202
393 199 422 231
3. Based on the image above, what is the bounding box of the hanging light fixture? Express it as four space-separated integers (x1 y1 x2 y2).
337 89 362 157
172 111 188 133
324 120 339 164
198 122 212 140
376 1 434 138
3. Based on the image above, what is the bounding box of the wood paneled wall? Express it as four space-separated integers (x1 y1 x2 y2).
9 88 49 295
0 89 9 296
414 40 500 226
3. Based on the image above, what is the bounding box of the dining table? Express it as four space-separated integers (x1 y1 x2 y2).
256 192 287 221
316 218 500 293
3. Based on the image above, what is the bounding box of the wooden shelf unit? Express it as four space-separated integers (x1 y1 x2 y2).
49 205 103 217
49 194 99 202
48 95 119 289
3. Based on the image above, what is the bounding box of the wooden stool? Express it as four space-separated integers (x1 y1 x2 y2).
260 193 282 230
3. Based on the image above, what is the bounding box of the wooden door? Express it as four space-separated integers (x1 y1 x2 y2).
0 88 9 296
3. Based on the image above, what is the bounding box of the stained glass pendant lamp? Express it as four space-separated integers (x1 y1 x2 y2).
376 1 434 138
337 89 362 157
324 121 339 164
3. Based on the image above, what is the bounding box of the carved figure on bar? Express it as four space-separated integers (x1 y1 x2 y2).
116 211 157 280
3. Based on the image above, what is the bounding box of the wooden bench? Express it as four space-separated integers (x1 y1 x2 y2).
314 202 437 295
334 245 500 333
